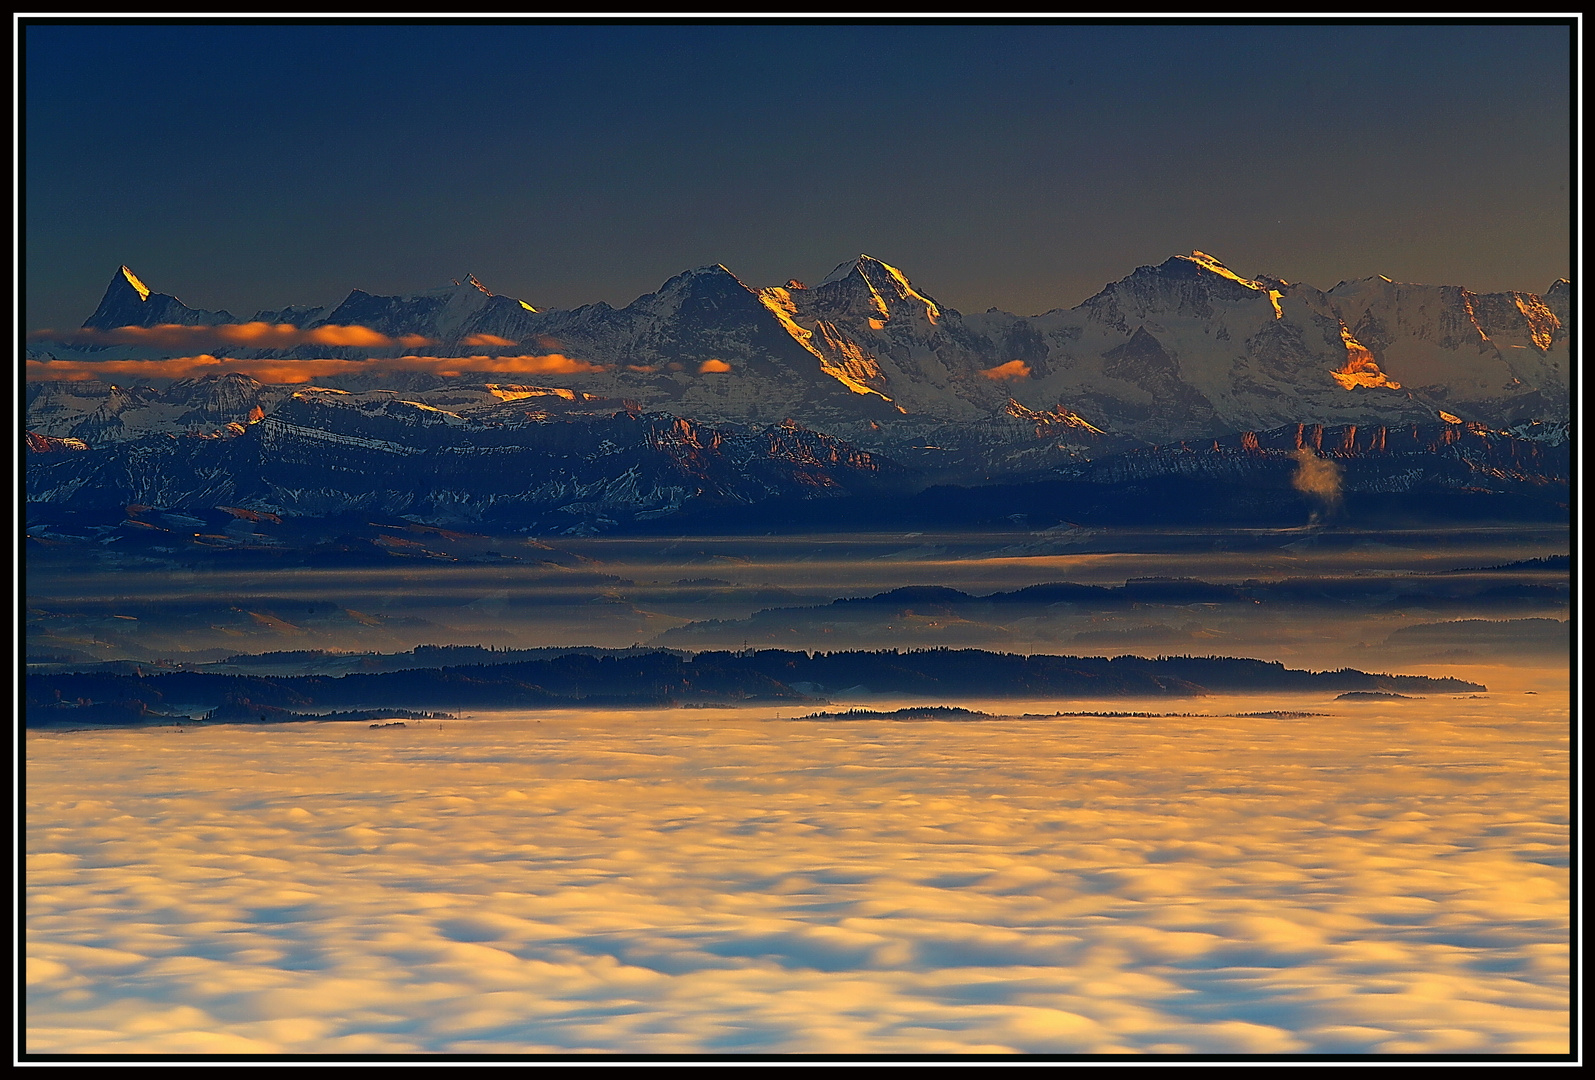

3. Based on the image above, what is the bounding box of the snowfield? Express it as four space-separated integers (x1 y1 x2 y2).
26 667 1567 1056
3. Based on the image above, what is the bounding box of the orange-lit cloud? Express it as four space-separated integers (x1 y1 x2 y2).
25 693 1569 1054
26 352 606 384
981 360 1032 381
460 333 518 348
1291 446 1343 508
409 354 605 377
28 322 437 352
699 359 732 373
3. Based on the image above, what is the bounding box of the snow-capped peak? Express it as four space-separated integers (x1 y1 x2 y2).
820 254 913 287
820 256 869 286
453 272 539 312
657 264 752 294
817 255 943 323
81 266 236 329
1175 252 1282 317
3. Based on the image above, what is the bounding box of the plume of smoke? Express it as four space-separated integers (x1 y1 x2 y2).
1291 447 1343 513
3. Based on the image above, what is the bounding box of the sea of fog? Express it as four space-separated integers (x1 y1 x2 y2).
27 664 1568 1055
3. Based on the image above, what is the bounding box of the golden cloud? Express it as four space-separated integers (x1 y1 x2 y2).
26 352 606 384
1290 446 1343 507
28 322 438 352
699 359 733 373
460 333 519 348
981 360 1032 381
306 324 392 348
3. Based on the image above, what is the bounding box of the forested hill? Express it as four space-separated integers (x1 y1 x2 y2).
26 649 1485 726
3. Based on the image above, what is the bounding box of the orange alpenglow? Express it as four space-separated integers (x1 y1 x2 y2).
1329 326 1401 390
698 359 732 373
29 322 436 351
981 360 1032 381
25 353 605 383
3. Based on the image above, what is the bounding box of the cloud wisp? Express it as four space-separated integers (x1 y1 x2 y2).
981 360 1032 381
1290 447 1344 510
25 353 605 384
26 680 1569 1055
31 323 436 351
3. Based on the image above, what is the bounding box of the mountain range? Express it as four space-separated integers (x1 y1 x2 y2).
27 253 1572 535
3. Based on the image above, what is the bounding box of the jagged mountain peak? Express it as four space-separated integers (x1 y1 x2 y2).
813 255 943 323
820 254 880 285
820 254 916 291
83 265 235 330
1088 252 1277 303
1077 251 1286 326
1166 251 1270 291
1328 274 1413 295
634 264 754 303
686 263 744 282
369 274 538 318
170 371 263 389
84 265 156 325
658 264 747 288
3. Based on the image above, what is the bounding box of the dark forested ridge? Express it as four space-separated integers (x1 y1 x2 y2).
26 648 1485 726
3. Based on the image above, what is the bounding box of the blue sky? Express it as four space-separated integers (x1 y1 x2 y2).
24 21 1573 329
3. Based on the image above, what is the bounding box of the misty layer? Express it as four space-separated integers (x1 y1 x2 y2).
24 530 1568 668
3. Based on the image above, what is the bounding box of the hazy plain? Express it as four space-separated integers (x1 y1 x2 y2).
25 526 1570 1055
25 525 1570 668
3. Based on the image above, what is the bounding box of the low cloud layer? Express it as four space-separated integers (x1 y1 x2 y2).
27 675 1568 1054
26 353 605 384
31 323 436 351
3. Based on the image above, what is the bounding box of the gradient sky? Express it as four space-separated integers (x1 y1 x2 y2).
23 21 1573 331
